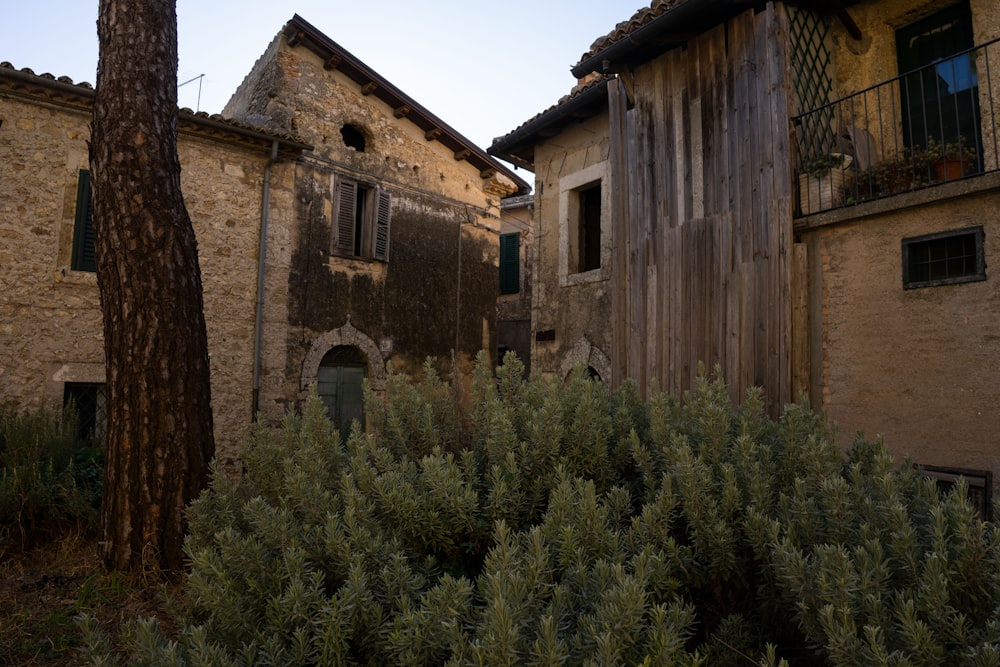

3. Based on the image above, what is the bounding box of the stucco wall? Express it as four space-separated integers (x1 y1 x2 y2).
804 187 1000 474
530 112 613 381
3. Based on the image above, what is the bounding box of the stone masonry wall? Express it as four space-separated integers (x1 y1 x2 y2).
228 28 514 416
530 112 613 382
0 91 276 465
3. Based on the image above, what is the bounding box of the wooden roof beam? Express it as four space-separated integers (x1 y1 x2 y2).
394 104 411 118
323 54 342 70
360 82 378 95
831 1 862 40
425 128 442 141
454 148 472 161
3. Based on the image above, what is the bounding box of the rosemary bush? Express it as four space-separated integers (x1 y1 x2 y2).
85 354 1000 666
0 401 102 553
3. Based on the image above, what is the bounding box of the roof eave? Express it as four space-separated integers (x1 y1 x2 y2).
489 77 610 170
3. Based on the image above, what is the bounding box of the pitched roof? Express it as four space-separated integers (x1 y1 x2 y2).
0 61 312 159
572 0 863 77
488 75 610 170
283 15 530 195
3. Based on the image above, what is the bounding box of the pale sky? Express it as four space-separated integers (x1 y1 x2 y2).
1 0 639 157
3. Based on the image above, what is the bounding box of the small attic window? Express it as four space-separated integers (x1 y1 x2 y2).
341 124 367 152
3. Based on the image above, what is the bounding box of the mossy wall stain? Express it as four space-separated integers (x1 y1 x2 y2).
287 165 497 380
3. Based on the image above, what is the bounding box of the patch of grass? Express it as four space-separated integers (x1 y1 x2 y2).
0 533 176 666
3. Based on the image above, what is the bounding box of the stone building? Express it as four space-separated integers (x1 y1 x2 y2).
0 14 527 464
222 15 527 439
491 0 1000 509
497 193 534 375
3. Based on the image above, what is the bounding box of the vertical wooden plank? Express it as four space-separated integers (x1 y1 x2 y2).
688 30 705 221
627 105 645 391
708 23 730 218
608 78 630 387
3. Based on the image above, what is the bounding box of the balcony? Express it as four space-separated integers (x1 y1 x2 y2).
793 36 1000 217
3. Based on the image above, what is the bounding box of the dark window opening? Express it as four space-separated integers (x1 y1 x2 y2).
341 124 367 152
63 382 106 443
902 226 984 288
317 345 367 440
331 176 391 261
72 170 96 272
578 184 602 273
896 2 981 163
354 184 369 256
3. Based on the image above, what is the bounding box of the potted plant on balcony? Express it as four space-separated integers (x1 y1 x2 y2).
922 137 977 182
847 147 929 201
798 152 852 214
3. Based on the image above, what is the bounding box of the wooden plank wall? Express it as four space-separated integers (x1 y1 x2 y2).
610 3 796 413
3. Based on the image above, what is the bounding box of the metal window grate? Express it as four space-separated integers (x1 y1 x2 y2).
902 226 985 288
789 7 835 164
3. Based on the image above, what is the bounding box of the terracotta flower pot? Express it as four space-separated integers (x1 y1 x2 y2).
932 156 971 181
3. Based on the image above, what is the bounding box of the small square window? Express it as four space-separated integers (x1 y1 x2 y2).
920 464 992 520
63 382 106 443
902 226 984 289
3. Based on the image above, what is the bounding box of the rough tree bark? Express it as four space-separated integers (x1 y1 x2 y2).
90 0 215 574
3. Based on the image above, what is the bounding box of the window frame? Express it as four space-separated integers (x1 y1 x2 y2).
901 225 985 289
558 161 610 286
330 174 391 262
920 463 992 520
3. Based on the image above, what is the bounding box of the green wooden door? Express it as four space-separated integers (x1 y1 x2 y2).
317 346 366 439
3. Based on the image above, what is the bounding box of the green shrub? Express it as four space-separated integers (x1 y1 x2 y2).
0 401 103 553
90 353 1000 666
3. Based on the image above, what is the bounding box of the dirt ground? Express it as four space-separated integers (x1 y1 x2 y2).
0 533 176 665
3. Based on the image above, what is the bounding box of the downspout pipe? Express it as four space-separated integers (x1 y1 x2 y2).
252 140 280 416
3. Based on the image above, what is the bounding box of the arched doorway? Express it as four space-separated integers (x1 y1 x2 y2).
317 345 367 439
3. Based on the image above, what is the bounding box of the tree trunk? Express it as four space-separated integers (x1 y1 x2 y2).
90 0 215 575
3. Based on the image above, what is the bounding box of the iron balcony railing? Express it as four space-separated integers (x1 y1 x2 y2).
793 36 1000 217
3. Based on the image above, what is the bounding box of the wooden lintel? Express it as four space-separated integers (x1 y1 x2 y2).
425 128 442 141
394 105 411 118
323 54 343 70
480 167 497 179
287 30 304 47
454 148 472 161
832 1 862 40
361 82 378 96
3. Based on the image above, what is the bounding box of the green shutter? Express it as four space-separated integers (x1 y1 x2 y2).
373 188 391 261
71 170 96 272
331 176 357 255
499 232 520 294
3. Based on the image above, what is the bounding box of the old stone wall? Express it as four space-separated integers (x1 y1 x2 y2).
530 113 613 382
228 27 511 414
0 91 276 464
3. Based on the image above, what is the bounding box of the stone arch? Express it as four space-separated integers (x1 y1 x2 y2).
300 318 386 398
559 337 611 383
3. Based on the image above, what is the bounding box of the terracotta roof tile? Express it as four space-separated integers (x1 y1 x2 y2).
577 0 686 66
0 61 310 150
